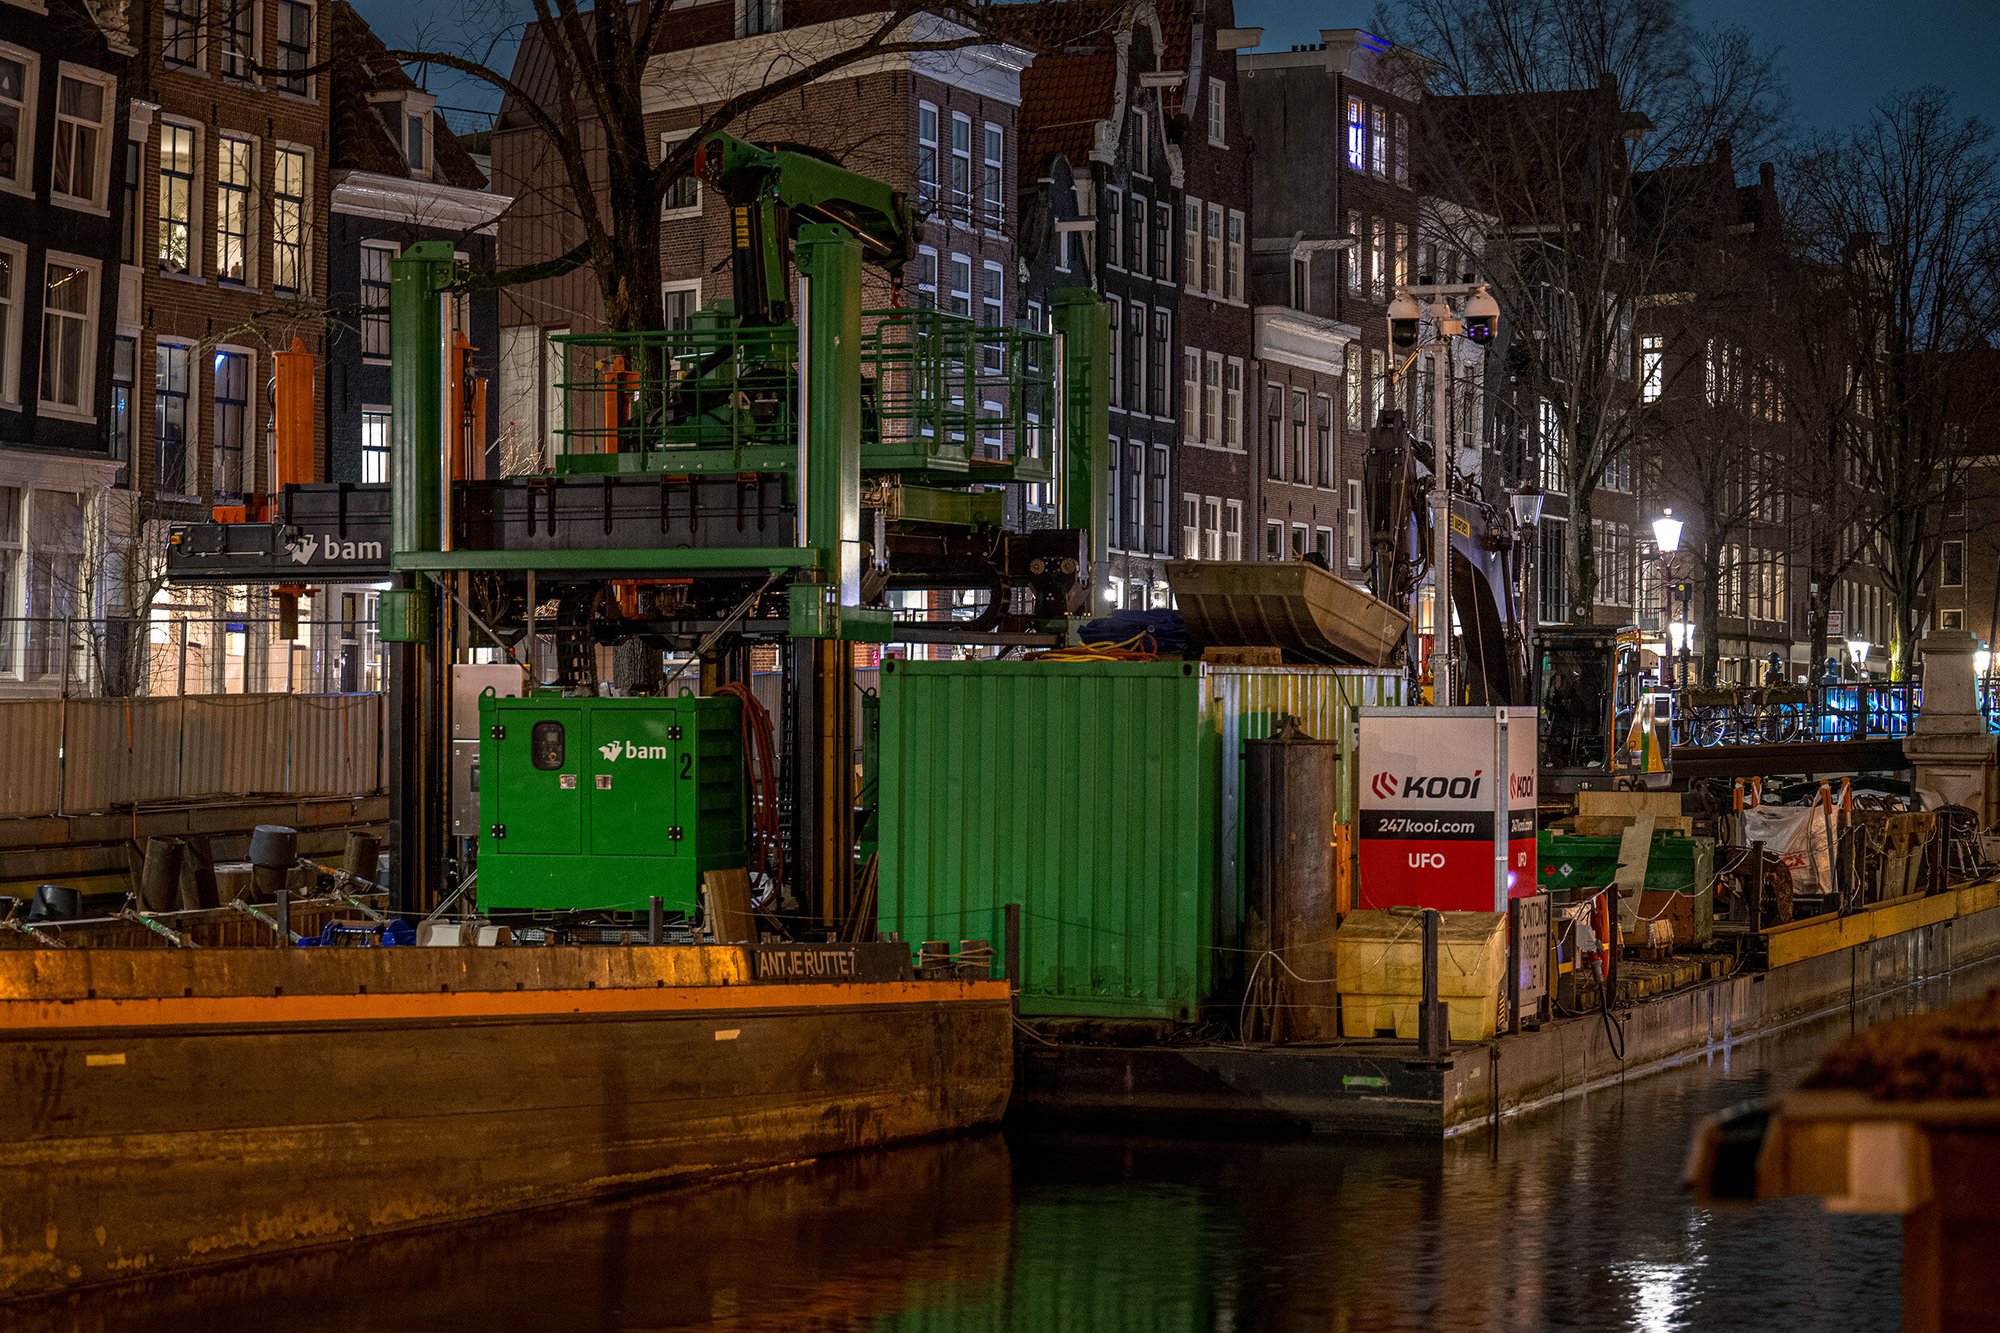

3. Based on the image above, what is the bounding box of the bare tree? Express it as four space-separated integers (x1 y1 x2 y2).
1786 89 2000 677
1387 0 1786 617
386 0 1118 333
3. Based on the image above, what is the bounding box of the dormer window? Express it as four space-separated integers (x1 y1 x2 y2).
370 89 435 179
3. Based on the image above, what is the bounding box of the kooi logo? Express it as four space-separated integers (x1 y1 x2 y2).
1370 771 1399 800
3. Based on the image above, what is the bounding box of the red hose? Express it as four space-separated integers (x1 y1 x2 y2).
715 683 783 893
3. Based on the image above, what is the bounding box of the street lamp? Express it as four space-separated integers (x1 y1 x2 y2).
1389 278 1499 708
1652 509 1683 686
1848 638 1872 680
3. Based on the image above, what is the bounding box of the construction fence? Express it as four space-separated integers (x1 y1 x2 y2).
0 615 388 699
0 692 386 819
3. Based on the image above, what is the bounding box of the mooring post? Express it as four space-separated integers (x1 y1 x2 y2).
274 889 289 947
648 895 664 946
1419 908 1446 1059
1749 839 1766 933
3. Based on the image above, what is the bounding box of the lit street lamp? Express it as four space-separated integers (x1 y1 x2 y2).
1652 509 1684 687
1847 638 1872 680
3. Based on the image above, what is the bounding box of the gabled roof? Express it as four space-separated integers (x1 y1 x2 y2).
1021 48 1119 170
331 0 488 190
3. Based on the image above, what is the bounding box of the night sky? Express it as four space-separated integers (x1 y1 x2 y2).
357 0 2000 141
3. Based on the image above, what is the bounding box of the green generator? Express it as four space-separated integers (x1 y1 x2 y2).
476 692 747 915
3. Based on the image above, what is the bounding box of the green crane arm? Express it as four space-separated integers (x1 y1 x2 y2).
697 132 914 326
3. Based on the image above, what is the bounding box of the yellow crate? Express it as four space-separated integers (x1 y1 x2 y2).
1333 909 1507 1000
1339 990 1501 1041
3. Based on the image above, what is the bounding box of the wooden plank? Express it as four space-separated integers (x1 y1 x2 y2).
703 867 758 946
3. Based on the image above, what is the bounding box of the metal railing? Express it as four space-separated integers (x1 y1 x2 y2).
550 310 1055 480
0 617 388 699
1669 683 1922 747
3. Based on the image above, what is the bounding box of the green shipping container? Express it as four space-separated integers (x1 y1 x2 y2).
876 660 1218 1021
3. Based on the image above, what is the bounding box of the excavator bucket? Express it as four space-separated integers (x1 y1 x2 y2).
1167 560 1409 667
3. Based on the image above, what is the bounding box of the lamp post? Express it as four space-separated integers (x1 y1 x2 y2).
1509 484 1545 685
1848 637 1872 681
1652 508 1683 688
1389 281 1499 708
1674 616 1695 690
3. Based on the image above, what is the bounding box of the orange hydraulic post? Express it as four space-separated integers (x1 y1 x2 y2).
448 331 473 480
598 354 636 453
469 374 488 480
273 337 315 500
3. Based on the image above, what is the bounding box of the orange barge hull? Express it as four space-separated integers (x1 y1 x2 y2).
0 947 1012 1301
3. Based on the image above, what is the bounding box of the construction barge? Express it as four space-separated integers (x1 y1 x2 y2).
0 941 1009 1302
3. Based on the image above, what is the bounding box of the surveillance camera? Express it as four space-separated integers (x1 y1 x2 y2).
1387 292 1421 350
1463 285 1500 346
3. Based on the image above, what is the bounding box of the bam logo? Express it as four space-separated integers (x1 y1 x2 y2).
598 740 672 763
285 533 384 565
286 534 318 565
1370 771 1399 800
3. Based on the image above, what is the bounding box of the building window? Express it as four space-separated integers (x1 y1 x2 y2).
51 70 110 209
1132 107 1150 177
1183 349 1201 442
273 145 308 293
1315 394 1333 488
916 103 939 208
1103 187 1122 270
1183 493 1200 557
405 113 427 176
1224 358 1242 450
1370 222 1386 301
913 246 937 307
1315 526 1334 564
159 122 198 276
1539 520 1569 623
1225 210 1244 303
1149 308 1168 417
121 140 140 264
1264 382 1283 480
110 335 133 462
1224 500 1242 560
1204 203 1221 295
1291 523 1309 558
1345 97 1365 171
1202 496 1221 560
1125 300 1143 410
1538 397 1566 492
1345 344 1361 429
662 280 700 330
1149 446 1168 554
1393 224 1409 288
0 243 16 405
1265 519 1283 560
1394 112 1409 185
39 257 97 416
1640 333 1664 402
1107 438 1121 549
156 342 192 495
1370 349 1386 417
981 123 1002 228
359 242 395 358
1183 197 1200 290
1290 390 1308 484
213 348 251 499
223 0 256 79
1207 78 1226 147
1371 106 1388 176
1202 352 1221 445
949 112 972 219
165 0 205 69
1106 301 1119 407
1943 540 1965 588
1129 195 1148 276
215 134 254 285
361 407 390 484
276 0 313 96
0 52 31 197
1346 480 1364 568
738 0 780 37
1347 213 1363 293
659 131 700 215
25 490 83 680
1125 441 1144 549
947 254 970 316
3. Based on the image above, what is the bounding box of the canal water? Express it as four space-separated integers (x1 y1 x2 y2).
31 959 2000 1333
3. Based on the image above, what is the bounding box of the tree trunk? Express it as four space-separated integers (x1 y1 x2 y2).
1569 482 1596 623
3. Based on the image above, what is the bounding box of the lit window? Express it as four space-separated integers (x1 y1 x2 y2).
1640 334 1664 402
223 0 256 79
40 258 97 415
0 245 17 405
1344 344 1361 429
273 146 308 293
1345 97 1365 170
1224 500 1242 560
1202 353 1221 445
1371 106 1387 176
216 135 254 285
158 122 198 276
1394 112 1408 185
1183 349 1201 441
156 343 192 495
1346 480 1363 567
0 54 32 195
361 408 391 484
1224 358 1243 449
52 71 110 208
110 335 133 462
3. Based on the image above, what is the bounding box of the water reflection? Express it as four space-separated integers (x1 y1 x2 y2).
28 962 1997 1333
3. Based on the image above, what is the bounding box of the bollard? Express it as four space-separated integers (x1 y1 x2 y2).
1749 840 1766 933
274 889 290 946
1418 908 1448 1060
648 895 664 946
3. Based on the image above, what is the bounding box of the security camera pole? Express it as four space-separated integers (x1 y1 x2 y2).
1388 280 1499 708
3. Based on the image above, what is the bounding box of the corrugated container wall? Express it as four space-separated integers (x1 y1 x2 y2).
876 661 1219 1021
1208 667 1404 955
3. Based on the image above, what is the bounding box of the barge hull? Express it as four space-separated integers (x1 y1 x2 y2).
0 950 1010 1302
